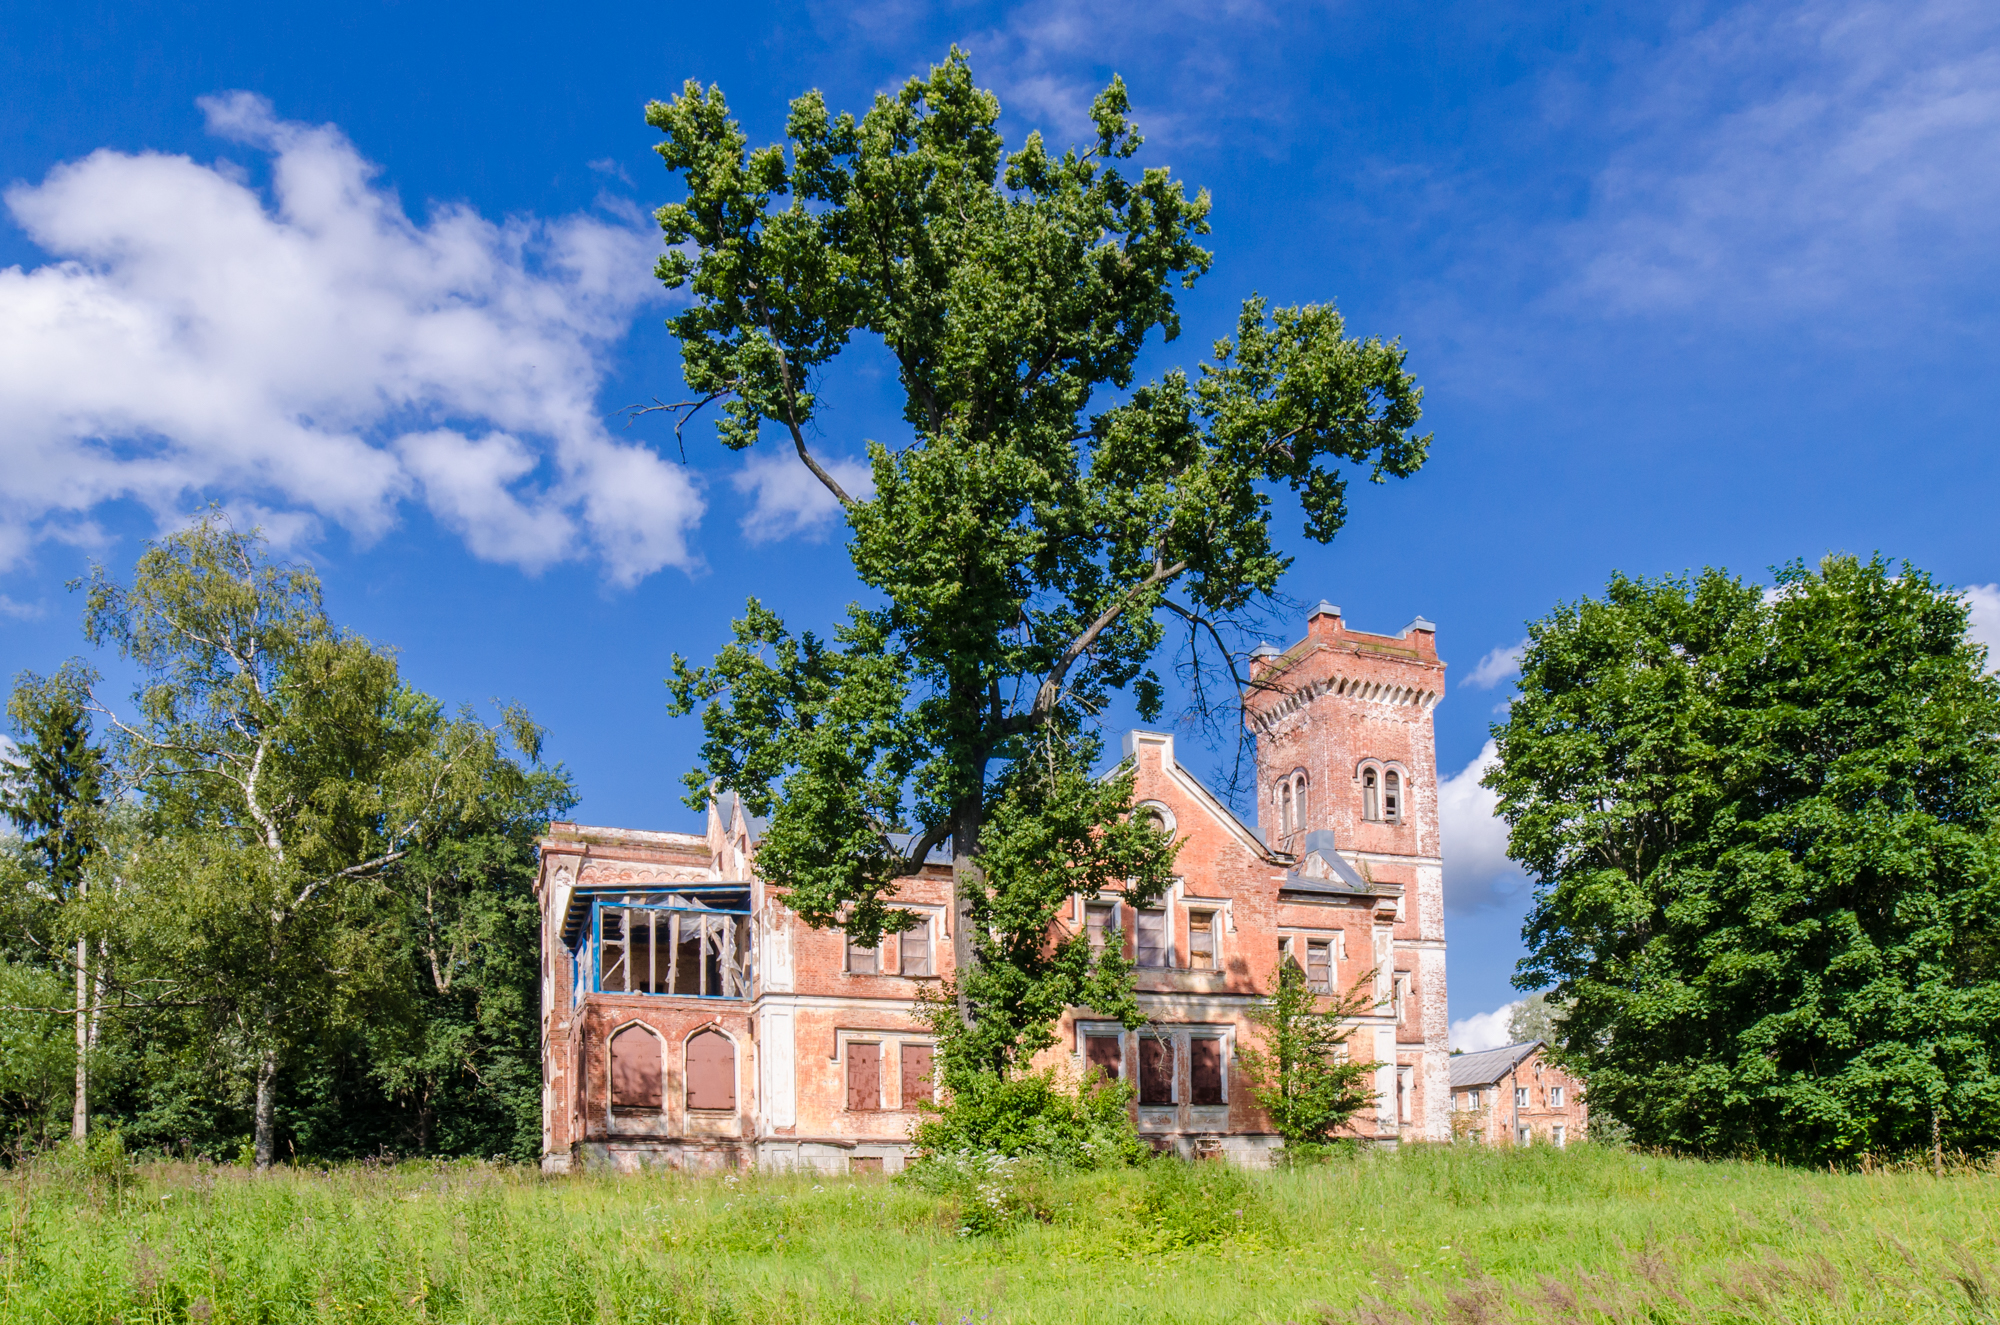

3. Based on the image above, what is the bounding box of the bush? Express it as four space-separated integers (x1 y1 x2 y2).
909 1066 1149 1171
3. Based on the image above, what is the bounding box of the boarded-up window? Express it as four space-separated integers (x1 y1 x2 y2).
1085 902 1115 953
850 1155 883 1174
847 1042 881 1110
1085 1034 1123 1082
845 934 878 974
1189 1038 1224 1105
1188 911 1216 970
685 1029 735 1110
1306 939 1332 992
900 1043 933 1106
1136 910 1167 967
609 1026 660 1108
1139 1035 1174 1105
900 919 932 977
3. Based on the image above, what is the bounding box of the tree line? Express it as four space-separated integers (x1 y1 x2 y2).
0 518 570 1165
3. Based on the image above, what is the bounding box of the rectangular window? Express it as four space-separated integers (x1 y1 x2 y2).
1189 1038 1224 1105
1187 911 1216 970
1469 1088 1482 1110
900 1043 933 1107
899 919 933 977
1085 902 1116 953
1517 1125 1532 1147
846 1042 881 1111
1139 1034 1174 1104
1552 1124 1566 1148
1306 939 1332 992
1084 1033 1123 1082
845 934 879 975
1394 973 1411 1026
1136 909 1168 967
1515 1087 1529 1108
1549 1085 1564 1108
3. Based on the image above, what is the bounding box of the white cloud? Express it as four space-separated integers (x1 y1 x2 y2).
1461 639 1527 690
1438 738 1530 915
731 449 875 545
1561 0 2000 321
0 595 43 621
1450 1001 1522 1054
0 92 700 585
1965 584 2000 666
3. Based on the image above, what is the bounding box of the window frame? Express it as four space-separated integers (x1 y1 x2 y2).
844 932 884 976
1186 907 1219 971
682 1026 739 1113
1134 906 1171 969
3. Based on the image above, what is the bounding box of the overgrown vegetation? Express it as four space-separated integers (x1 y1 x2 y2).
2 1145 1994 1323
1236 960 1379 1150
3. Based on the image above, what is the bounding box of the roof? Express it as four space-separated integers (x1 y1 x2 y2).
1449 1041 1542 1088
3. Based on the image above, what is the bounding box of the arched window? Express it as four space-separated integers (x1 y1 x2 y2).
1291 773 1308 831
685 1029 737 1111
1384 770 1402 823
609 1025 661 1109
1362 768 1380 821
1279 780 1294 835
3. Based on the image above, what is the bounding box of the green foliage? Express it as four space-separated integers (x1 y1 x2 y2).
1490 555 2000 1162
1236 958 1381 1146
0 957 73 1149
908 1066 1149 1172
2 1148 1996 1322
654 50 1429 1086
1506 989 1559 1046
0 660 105 916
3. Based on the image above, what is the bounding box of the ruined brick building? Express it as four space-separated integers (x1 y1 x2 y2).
1449 1042 1589 1147
537 603 1452 1171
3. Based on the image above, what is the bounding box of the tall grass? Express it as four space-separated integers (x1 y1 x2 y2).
1 1143 1993 1323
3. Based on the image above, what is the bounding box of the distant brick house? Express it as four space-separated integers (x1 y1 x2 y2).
536 604 1452 1172
1448 1041 1588 1146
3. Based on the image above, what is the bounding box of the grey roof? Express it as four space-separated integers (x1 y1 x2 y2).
1449 1041 1541 1089
1280 829 1373 894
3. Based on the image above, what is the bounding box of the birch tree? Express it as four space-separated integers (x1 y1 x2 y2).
83 516 549 1168
655 51 1430 1088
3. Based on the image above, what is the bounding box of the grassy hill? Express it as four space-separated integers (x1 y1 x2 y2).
1 1144 1991 1323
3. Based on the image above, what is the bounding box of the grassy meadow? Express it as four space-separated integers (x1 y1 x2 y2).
0 1144 1993 1324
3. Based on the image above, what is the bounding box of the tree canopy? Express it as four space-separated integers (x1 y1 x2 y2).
1489 555 2000 1163
654 50 1430 1086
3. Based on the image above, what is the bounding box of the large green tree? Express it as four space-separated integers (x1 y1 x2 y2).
655 52 1429 1086
1489 556 2000 1163
82 516 554 1167
1 662 108 1142
1236 960 1380 1148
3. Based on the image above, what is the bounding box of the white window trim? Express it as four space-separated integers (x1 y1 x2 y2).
887 904 947 978
1185 904 1222 970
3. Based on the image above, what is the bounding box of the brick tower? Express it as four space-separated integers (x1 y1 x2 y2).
1243 601 1450 1141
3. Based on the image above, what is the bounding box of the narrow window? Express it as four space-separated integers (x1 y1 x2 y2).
1187 911 1216 970
1139 1035 1174 1105
609 1026 660 1108
899 918 933 977
1292 774 1308 831
1398 1066 1414 1123
1085 902 1116 954
1552 1124 1566 1148
1189 1038 1224 1106
1362 768 1379 821
599 909 628 992
1394 973 1411 1026
1306 939 1332 992
1135 909 1168 968
845 932 879 975
846 1042 881 1111
1279 780 1294 835
1550 1085 1564 1107
1084 1033 1123 1082
1384 770 1401 823
1470 1088 1482 1110
900 1043 934 1107
1517 1125 1532 1147
685 1029 735 1110
1515 1086 1529 1108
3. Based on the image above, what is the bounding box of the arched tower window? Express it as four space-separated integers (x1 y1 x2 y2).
609 1025 662 1109
1279 780 1294 835
1383 770 1402 824
1291 773 1308 832
1362 767 1380 822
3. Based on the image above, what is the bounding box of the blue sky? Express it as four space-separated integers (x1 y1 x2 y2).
4 0 1999 1042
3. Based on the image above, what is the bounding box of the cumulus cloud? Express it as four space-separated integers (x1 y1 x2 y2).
1461 639 1527 690
0 92 700 584
1562 0 2000 320
1438 738 1530 915
0 595 43 620
1965 584 2000 665
1450 1001 1521 1054
732 450 876 545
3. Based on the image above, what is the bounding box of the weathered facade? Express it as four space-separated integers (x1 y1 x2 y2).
1448 1041 1589 1147
537 603 1452 1172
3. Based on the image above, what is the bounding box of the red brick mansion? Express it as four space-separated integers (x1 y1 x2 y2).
537 603 1451 1171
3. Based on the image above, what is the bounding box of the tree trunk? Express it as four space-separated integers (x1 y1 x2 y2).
253 1044 279 1170
1933 1107 1944 1178
949 796 983 1038
71 934 88 1143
